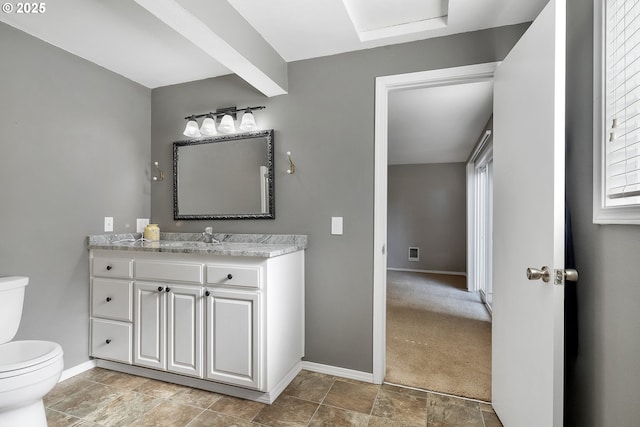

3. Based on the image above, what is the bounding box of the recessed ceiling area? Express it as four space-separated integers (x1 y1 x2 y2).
388 81 494 165
341 0 449 41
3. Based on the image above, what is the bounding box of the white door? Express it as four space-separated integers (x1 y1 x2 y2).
492 0 566 426
166 285 203 377
134 282 166 370
205 289 260 390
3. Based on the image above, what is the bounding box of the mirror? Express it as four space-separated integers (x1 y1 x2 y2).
173 129 274 220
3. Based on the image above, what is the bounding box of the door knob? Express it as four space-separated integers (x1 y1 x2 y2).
526 266 551 283
554 268 579 284
564 269 579 282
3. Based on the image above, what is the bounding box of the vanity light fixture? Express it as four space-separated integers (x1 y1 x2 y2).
182 106 265 138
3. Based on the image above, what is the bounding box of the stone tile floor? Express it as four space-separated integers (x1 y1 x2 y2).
44 368 503 426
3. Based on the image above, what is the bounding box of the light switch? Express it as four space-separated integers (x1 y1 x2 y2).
331 217 343 235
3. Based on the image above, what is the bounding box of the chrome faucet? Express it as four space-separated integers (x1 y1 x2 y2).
202 227 219 244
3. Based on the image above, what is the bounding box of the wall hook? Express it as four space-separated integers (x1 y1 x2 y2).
152 161 164 182
286 152 296 174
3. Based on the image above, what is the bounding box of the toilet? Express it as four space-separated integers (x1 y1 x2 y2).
0 277 64 427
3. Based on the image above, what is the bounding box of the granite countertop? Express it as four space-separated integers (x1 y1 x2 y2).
88 232 308 258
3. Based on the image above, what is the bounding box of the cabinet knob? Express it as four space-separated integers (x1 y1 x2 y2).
205 291 210 297
158 286 163 292
105 339 111 344
227 273 233 280
106 265 113 271
106 297 112 302
165 287 171 293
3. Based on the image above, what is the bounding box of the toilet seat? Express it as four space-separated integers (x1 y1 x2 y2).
0 341 63 379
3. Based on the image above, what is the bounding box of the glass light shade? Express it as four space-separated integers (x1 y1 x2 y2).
239 111 257 131
183 119 201 137
218 114 236 134
200 117 217 136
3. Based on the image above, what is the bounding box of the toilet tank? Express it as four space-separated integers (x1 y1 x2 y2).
0 276 28 344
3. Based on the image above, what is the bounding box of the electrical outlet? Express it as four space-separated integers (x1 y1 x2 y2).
104 217 113 232
137 218 150 233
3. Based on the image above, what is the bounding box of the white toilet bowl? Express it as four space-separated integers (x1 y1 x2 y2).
0 340 64 427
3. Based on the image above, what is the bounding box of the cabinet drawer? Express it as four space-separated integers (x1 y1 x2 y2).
92 279 132 321
206 265 261 288
93 257 133 279
91 319 132 364
136 261 203 284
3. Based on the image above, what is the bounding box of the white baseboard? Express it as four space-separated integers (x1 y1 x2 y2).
301 361 375 384
387 267 467 277
59 359 97 382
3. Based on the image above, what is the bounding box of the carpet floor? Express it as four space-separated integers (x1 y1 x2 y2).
385 270 492 402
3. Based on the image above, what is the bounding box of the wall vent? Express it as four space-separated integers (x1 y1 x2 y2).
408 247 419 262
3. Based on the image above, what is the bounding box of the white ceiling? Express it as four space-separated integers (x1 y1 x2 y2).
389 81 494 165
0 0 547 163
229 0 546 63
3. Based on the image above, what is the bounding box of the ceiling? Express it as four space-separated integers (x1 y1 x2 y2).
388 81 494 165
0 0 546 163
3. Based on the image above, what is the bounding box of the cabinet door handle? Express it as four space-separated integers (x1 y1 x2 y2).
227 273 233 280
158 286 163 292
165 287 171 293
106 297 112 302
105 339 111 344
205 291 210 297
106 265 113 271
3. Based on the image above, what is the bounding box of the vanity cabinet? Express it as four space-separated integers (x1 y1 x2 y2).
90 256 134 364
134 282 203 378
205 288 259 388
88 244 305 404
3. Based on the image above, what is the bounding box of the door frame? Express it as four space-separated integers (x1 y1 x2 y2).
372 62 500 384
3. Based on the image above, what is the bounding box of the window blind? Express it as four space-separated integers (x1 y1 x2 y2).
606 0 640 204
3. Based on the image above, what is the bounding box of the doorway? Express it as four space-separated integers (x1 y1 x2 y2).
372 62 500 388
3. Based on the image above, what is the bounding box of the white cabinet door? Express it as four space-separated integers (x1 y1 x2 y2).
166 285 203 377
134 282 166 370
205 289 260 389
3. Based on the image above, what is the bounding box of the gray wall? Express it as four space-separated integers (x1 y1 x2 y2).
387 163 467 273
150 24 527 372
565 0 640 425
0 23 151 368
